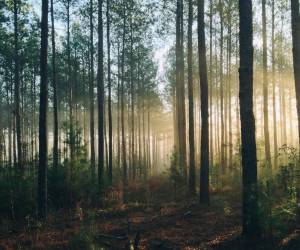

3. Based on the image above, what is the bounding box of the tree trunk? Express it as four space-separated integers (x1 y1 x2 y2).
14 0 22 170
227 4 233 169
262 0 272 168
117 42 121 170
89 0 96 180
219 0 225 172
38 0 49 219
198 0 210 204
104 100 109 173
291 0 300 157
97 0 104 195
239 0 260 239
209 0 214 169
7 84 12 167
51 0 59 171
107 0 113 185
121 2 128 202
66 0 74 166
271 0 278 169
188 0 196 196
176 0 187 182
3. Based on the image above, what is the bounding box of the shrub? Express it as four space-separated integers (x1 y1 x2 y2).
68 232 93 250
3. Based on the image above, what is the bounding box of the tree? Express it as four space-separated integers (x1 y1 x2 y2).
129 7 135 181
271 0 278 169
209 0 214 168
89 0 96 180
188 0 196 196
13 0 22 170
239 0 260 239
97 0 104 195
198 0 209 204
51 0 59 170
291 0 300 158
226 1 233 169
121 1 128 202
262 0 271 168
58 0 75 166
38 0 49 219
218 0 225 173
175 0 187 182
107 0 113 185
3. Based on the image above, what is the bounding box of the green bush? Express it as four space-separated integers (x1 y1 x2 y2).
258 160 300 239
68 231 93 250
0 167 36 219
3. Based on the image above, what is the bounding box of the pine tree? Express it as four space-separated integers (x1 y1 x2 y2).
38 0 49 220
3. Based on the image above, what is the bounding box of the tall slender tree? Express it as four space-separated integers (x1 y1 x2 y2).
121 1 128 202
107 0 113 185
271 0 278 169
65 0 75 165
219 0 225 172
291 0 300 157
38 0 49 219
239 0 260 238
227 2 233 168
188 0 196 196
13 0 22 170
130 15 136 181
262 0 271 168
51 0 59 170
176 0 187 182
97 0 104 193
89 0 96 179
209 0 214 169
198 0 209 204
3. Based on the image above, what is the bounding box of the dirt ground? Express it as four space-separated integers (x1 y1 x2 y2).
0 187 299 250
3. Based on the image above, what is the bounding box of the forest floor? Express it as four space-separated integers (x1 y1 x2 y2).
0 179 300 250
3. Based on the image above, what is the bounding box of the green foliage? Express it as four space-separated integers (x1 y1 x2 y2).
278 144 298 162
62 120 84 154
68 231 93 250
210 163 221 190
166 151 185 199
0 167 36 219
168 151 184 186
0 144 100 219
48 153 99 209
258 157 300 238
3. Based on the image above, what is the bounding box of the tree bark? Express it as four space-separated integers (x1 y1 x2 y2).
209 0 214 169
38 0 49 219
271 0 278 169
97 0 104 198
51 0 59 171
239 0 260 238
262 0 272 168
107 0 113 185
291 0 300 158
198 0 210 204
121 2 128 202
66 0 74 165
176 0 187 182
227 3 233 169
89 0 96 180
219 0 225 172
117 42 121 170
13 0 22 170
188 0 196 196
